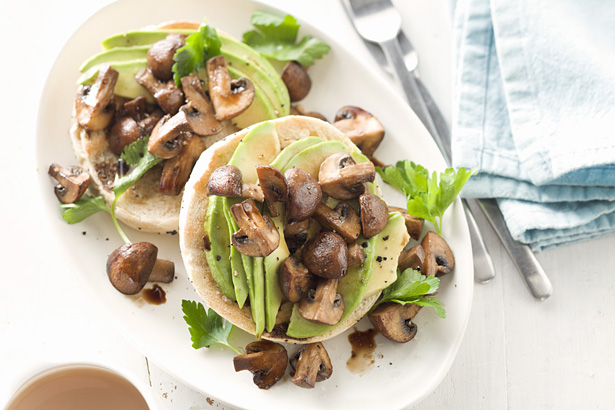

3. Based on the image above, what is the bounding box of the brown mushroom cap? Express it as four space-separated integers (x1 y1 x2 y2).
347 243 365 266
368 302 422 343
159 134 206 196
359 193 389 238
398 244 426 272
119 95 147 121
256 165 288 217
318 153 375 200
108 116 143 156
48 163 90 204
230 199 280 257
388 206 424 241
75 64 118 131
302 232 349 279
180 73 222 136
421 232 455 277
137 109 164 136
147 113 186 158
312 201 361 245
135 67 184 115
281 61 312 102
206 165 264 201
299 278 345 325
332 106 385 157
147 33 185 81
289 342 333 388
284 219 311 255
284 168 322 222
233 341 288 390
206 55 255 121
106 242 158 295
278 256 316 303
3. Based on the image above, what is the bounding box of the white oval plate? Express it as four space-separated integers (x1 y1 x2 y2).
35 0 473 408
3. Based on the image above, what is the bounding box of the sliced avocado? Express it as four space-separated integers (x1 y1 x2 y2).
228 121 280 182
269 137 324 170
224 198 249 308
283 141 350 176
263 213 289 332
203 195 235 300
78 59 153 102
102 30 195 49
80 45 149 72
286 213 408 339
252 256 266 338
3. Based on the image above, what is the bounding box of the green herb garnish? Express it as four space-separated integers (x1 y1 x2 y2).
181 300 242 354
372 268 446 318
60 195 111 224
242 11 330 66
172 23 222 86
377 160 473 235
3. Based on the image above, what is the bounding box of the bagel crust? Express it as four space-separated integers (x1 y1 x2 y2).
179 116 381 343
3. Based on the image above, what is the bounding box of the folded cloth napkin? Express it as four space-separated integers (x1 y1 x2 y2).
450 0 615 251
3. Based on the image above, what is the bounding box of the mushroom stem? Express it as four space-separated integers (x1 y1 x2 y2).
148 259 175 283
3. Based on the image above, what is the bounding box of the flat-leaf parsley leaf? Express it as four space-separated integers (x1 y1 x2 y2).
181 300 241 354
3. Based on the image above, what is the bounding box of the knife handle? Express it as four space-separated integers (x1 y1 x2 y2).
462 199 496 283
468 199 553 300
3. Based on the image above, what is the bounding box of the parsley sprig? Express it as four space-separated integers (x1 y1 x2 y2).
372 268 446 318
172 23 222 86
181 300 242 354
377 161 473 235
242 11 330 66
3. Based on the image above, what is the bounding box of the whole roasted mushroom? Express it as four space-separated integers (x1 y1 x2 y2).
388 206 424 241
285 168 322 222
332 106 385 157
159 134 206 196
289 342 333 389
302 232 349 279
135 68 184 115
318 153 375 200
281 61 311 102
256 165 288 217
206 55 255 120
75 64 118 131
108 116 142 156
206 165 264 202
147 33 185 81
312 201 361 245
359 193 389 238
278 256 316 303
299 278 345 325
106 242 175 295
421 232 455 277
230 199 280 257
368 302 422 343
233 341 288 390
48 164 90 204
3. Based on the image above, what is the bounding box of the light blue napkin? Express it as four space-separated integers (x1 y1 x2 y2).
451 0 615 251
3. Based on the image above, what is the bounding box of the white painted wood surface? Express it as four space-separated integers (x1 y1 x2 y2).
1 0 614 409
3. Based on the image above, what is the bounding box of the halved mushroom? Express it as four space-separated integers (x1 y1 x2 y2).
318 153 375 200
284 219 311 254
290 104 327 122
75 64 118 131
289 342 333 389
281 61 311 102
256 165 288 217
135 68 184 115
332 106 385 157
106 242 175 295
146 113 185 158
284 168 322 222
233 341 288 390
398 244 426 272
230 199 280 257
368 302 422 343
119 95 147 121
48 164 90 204
206 55 255 120
359 193 389 238
301 232 348 279
278 256 316 303
299 278 345 325
421 232 455 277
108 116 142 156
147 33 185 81
347 243 365 266
159 134 206 196
206 165 264 202
388 206 424 241
312 201 361 245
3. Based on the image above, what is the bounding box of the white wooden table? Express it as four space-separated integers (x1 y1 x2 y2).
1 0 613 408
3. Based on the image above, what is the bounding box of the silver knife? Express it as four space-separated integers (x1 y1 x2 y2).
341 0 553 298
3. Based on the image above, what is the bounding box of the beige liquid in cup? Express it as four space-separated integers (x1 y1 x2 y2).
6 365 149 410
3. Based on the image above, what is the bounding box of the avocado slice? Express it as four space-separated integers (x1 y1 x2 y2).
286 212 408 339
224 198 249 308
101 29 195 49
203 195 235 300
263 212 289 332
283 141 350 176
80 45 150 72
269 137 324 170
252 256 266 338
78 59 152 102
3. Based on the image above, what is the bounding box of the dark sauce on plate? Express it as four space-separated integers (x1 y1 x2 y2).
347 327 378 374
142 284 166 305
